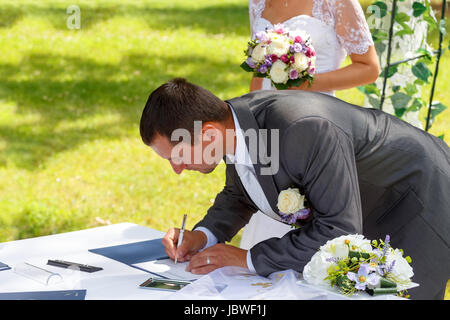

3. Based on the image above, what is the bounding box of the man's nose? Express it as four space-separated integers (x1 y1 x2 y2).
170 160 186 174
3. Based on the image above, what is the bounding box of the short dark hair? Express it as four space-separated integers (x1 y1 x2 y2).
140 78 229 145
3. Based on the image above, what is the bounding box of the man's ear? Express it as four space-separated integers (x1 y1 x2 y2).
201 122 220 142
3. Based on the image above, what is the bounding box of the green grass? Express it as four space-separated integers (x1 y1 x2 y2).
0 0 448 249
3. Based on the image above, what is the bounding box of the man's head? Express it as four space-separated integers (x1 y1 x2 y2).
140 78 235 174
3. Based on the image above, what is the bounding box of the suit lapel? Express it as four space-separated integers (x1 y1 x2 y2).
226 97 281 216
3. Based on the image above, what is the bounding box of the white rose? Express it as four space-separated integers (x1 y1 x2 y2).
269 60 289 84
251 43 267 63
293 52 309 72
303 251 333 286
385 248 414 290
267 34 290 57
277 187 304 214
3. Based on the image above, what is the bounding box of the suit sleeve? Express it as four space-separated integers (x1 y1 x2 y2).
250 117 363 276
193 162 258 243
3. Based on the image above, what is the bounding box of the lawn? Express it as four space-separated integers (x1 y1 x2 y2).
0 0 448 249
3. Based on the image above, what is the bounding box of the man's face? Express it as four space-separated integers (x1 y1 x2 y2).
150 131 223 175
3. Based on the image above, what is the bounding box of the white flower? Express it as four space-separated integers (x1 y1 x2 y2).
303 251 334 286
293 52 309 72
269 60 289 84
385 248 414 290
320 234 373 258
251 43 267 63
267 33 290 57
277 187 304 214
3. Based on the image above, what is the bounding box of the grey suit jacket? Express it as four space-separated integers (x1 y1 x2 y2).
194 90 450 299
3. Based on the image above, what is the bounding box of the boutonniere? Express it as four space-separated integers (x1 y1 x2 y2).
277 187 310 227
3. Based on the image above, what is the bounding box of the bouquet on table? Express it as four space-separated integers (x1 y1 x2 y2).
241 24 316 90
303 234 418 298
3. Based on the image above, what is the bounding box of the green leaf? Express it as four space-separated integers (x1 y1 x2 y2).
380 65 398 78
349 250 370 260
287 78 304 88
412 2 427 17
368 96 381 109
404 83 418 96
437 134 445 140
391 92 411 117
408 98 423 112
415 47 434 63
273 82 289 90
253 72 266 78
240 61 254 72
395 27 414 37
372 30 388 43
426 101 447 125
412 62 432 82
357 83 380 97
395 12 410 24
368 1 388 18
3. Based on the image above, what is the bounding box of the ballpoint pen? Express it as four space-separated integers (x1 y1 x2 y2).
174 214 187 264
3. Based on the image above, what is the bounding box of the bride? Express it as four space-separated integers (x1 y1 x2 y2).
241 0 380 250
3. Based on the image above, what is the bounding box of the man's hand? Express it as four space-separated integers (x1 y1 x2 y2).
186 243 248 274
162 228 207 262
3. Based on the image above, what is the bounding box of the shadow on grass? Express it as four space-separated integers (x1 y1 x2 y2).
0 53 248 170
0 2 249 35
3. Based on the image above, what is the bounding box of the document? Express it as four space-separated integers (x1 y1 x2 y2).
133 259 203 281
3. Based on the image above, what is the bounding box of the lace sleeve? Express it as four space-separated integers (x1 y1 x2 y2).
332 0 374 55
249 0 265 38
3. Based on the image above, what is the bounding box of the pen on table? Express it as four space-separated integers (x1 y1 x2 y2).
174 213 187 264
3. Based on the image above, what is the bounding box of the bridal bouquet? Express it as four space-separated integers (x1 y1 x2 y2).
303 234 417 298
241 24 316 89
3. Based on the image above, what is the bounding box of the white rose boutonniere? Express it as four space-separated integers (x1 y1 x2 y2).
277 187 310 227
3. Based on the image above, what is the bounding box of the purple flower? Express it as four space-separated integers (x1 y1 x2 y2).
347 264 380 290
289 69 298 80
258 64 268 74
292 43 303 53
245 57 257 69
385 260 396 274
264 56 273 67
382 235 391 257
280 208 310 225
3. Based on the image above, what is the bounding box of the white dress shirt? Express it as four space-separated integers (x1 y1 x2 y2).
195 103 278 273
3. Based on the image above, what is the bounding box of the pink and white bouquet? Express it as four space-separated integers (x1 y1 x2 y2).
241 24 316 90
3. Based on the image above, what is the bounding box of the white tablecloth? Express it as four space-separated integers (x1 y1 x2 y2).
0 223 402 300
0 223 173 299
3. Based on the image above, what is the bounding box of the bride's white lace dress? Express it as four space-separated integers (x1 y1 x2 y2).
240 0 374 250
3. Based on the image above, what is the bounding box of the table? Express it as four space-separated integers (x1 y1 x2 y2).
0 223 173 299
0 223 402 300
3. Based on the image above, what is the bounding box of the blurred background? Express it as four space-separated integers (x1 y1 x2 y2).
0 0 448 247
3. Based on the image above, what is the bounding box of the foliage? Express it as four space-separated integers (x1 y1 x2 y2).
360 0 448 134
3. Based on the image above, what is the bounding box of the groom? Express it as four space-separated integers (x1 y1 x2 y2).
139 78 450 299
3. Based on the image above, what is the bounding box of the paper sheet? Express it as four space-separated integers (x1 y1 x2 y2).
133 259 203 281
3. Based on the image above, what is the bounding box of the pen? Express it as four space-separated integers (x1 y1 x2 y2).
174 214 187 264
